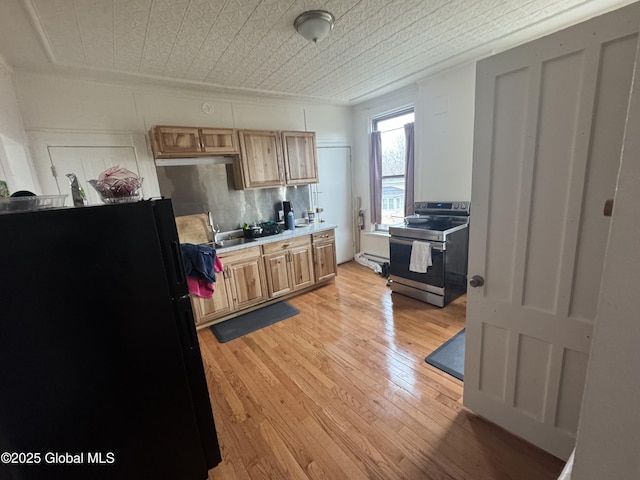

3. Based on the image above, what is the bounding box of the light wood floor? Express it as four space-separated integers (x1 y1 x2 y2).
199 261 564 480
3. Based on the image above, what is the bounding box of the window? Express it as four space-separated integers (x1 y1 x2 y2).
373 109 415 227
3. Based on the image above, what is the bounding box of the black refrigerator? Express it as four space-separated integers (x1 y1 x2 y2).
0 199 222 480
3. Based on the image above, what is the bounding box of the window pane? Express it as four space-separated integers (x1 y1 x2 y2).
375 112 414 132
381 129 406 177
374 110 414 227
381 177 404 225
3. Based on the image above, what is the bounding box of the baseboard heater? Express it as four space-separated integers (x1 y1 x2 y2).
362 253 389 264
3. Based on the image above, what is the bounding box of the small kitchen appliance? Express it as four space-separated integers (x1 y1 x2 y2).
282 201 293 220
389 201 470 307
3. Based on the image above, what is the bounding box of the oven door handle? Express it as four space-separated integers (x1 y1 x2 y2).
389 237 445 251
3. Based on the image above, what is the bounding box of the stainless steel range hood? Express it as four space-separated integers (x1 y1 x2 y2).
155 157 234 167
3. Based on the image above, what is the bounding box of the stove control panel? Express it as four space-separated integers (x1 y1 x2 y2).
414 201 470 216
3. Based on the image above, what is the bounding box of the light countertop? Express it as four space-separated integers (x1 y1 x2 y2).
213 223 337 254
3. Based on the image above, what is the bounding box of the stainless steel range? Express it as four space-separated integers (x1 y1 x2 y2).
389 201 470 307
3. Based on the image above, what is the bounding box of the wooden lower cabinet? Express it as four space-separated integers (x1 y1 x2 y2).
312 230 338 283
190 232 336 327
290 245 315 290
191 275 233 326
263 251 292 297
226 252 268 310
190 246 266 325
263 236 314 299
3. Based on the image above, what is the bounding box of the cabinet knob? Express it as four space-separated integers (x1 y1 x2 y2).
469 275 485 288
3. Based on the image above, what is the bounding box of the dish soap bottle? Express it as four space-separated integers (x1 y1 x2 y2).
286 210 295 230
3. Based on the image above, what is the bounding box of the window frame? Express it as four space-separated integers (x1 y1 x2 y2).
371 107 415 231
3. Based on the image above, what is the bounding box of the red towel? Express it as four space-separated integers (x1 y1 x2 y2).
214 256 224 273
187 276 215 298
187 257 224 299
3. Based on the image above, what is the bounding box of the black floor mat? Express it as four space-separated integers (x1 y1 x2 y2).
425 329 465 381
210 301 300 343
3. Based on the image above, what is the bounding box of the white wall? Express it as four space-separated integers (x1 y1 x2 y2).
416 63 475 201
351 63 476 258
11 71 353 196
0 55 39 193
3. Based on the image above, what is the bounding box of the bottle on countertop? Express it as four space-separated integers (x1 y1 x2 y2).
286 211 295 230
308 209 315 223
66 173 88 207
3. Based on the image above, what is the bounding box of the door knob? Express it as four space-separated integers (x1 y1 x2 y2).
469 275 485 287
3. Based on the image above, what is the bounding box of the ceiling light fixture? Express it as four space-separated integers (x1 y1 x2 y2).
294 10 335 43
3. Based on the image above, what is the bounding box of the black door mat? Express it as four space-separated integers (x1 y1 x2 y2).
210 301 300 343
425 329 465 381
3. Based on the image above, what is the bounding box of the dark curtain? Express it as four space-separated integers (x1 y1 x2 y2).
404 122 415 216
369 130 382 225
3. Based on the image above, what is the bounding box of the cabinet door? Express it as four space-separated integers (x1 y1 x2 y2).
200 128 238 154
314 241 337 282
227 256 267 309
290 245 315 290
237 130 284 188
190 277 234 325
282 131 318 184
154 127 201 156
263 251 292 298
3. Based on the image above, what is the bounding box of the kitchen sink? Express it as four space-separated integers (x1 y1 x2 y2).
214 237 257 248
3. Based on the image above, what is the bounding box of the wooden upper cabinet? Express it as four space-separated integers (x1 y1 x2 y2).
152 127 201 156
200 128 239 154
150 126 238 158
236 130 284 189
281 131 318 184
151 126 319 188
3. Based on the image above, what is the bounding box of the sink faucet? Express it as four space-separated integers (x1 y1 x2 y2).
208 211 220 243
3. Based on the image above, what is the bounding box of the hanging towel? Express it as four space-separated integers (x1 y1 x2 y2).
409 241 432 273
181 243 216 283
186 253 224 299
214 255 224 273
187 276 215 298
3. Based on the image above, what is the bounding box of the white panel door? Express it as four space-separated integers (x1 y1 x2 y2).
314 147 354 264
572 35 640 479
48 146 143 205
465 3 640 460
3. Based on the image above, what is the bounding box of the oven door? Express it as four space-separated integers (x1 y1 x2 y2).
389 236 445 287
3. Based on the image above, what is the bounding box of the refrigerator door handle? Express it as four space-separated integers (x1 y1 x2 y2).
169 240 188 291
176 298 197 351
